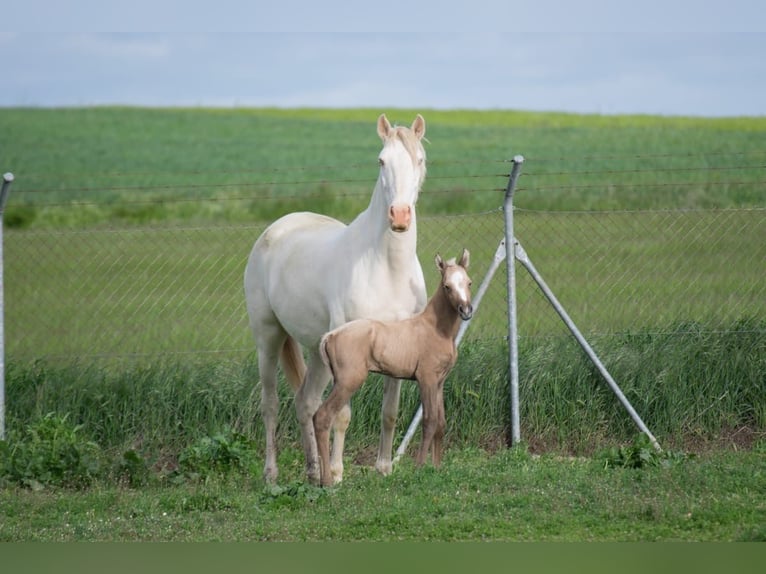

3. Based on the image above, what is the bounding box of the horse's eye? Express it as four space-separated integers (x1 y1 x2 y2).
378 158 385 167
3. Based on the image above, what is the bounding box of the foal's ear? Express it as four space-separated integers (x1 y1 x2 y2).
435 253 445 271
459 248 470 269
377 113 393 140
411 114 426 140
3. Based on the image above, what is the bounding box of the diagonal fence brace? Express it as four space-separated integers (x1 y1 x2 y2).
514 239 662 452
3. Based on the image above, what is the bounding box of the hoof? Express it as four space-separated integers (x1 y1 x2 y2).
305 462 321 486
330 463 344 485
375 459 393 476
263 465 278 485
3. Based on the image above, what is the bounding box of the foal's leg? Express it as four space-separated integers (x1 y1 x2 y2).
295 350 332 485
416 380 439 467
375 376 402 475
329 401 351 484
432 380 447 467
314 383 356 487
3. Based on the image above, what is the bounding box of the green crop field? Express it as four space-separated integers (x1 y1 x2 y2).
2 107 765 228
1 107 764 541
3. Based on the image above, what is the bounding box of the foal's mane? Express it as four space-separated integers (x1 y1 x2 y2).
442 258 458 268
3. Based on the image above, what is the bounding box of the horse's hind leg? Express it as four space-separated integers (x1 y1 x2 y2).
256 334 284 484
295 350 332 485
329 402 351 483
375 376 402 475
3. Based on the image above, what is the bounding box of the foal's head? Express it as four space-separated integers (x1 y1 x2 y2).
435 248 473 321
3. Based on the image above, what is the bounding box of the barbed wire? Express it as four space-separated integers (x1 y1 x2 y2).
523 164 765 178
518 150 766 163
10 150 765 211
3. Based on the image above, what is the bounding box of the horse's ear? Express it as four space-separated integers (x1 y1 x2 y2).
377 114 392 140
459 248 470 269
411 114 426 140
435 253 444 272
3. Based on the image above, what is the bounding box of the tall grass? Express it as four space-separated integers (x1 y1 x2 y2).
6 319 764 461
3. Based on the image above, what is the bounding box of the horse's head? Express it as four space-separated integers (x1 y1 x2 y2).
376 113 427 233
435 248 473 321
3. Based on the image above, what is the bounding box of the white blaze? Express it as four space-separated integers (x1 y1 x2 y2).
446 268 470 304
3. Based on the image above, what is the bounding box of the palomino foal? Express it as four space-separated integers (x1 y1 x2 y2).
315 249 472 486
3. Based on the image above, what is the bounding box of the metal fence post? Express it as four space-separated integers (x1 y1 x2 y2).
0 172 13 441
504 156 524 446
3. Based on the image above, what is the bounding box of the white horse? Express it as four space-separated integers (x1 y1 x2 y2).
244 113 428 484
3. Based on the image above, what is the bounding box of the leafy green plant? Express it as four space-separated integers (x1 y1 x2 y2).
0 413 102 489
259 481 328 510
115 449 151 487
176 429 256 481
598 433 688 469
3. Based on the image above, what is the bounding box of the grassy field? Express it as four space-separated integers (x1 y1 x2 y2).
5 209 764 360
2 107 765 228
1 107 764 542
1 444 764 541
2 107 764 356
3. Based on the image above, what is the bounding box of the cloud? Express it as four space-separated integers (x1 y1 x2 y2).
63 34 171 61
0 31 764 115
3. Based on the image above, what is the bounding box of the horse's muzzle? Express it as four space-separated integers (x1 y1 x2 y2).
459 304 473 321
389 204 412 232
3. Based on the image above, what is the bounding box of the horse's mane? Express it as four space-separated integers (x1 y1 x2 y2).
392 126 426 170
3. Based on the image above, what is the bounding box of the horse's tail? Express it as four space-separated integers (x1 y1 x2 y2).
280 335 306 393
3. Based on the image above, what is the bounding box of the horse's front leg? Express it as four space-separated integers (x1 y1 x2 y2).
375 376 402 475
295 351 332 485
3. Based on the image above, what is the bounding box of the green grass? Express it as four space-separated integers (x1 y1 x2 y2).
1 446 763 541
5 208 763 360
2 107 763 359
2 107 765 228
1 107 763 454
1 107 764 542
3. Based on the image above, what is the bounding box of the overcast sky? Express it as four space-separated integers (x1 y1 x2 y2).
2 1 765 116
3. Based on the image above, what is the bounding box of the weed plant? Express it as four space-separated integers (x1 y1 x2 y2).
0 413 102 489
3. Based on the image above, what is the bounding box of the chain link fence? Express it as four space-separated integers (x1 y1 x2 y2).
4 155 765 364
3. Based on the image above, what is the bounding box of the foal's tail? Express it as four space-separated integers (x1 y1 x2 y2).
318 332 332 370
280 336 306 392
318 331 340 384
